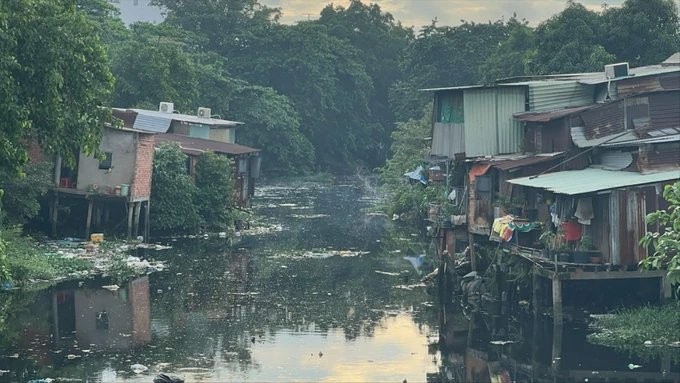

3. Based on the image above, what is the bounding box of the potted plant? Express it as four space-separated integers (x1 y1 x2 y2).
577 235 602 264
556 243 572 263
539 230 557 259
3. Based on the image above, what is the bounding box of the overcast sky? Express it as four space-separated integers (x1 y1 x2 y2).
113 0 629 28
261 0 626 28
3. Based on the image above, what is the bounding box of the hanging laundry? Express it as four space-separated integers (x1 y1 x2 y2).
575 197 594 225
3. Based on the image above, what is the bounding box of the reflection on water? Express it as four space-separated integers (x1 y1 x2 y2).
0 179 440 382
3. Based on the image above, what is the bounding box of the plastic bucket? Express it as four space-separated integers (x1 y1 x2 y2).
120 184 130 197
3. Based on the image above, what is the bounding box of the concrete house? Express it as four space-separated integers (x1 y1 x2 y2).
112 103 261 207
47 125 155 240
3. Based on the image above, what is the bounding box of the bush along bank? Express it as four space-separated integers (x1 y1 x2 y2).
0 227 166 289
588 303 680 363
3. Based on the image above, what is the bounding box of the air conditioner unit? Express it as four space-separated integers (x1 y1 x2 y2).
197 107 211 118
604 62 629 79
159 102 174 113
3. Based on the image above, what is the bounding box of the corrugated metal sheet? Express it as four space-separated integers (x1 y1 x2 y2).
578 65 680 85
431 122 464 158
616 72 680 98
507 168 680 195
513 105 594 122
581 101 624 139
527 81 594 112
155 133 259 156
595 151 633 170
132 113 173 133
496 87 525 154
464 88 498 157
642 142 680 171
488 152 563 171
570 126 638 148
649 91 680 129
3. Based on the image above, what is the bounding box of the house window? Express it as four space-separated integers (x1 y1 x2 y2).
99 152 113 170
626 96 650 130
475 175 492 200
437 92 464 123
96 311 109 330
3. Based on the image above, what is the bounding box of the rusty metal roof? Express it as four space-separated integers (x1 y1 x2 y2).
486 152 564 171
513 105 595 122
508 167 680 195
155 134 259 156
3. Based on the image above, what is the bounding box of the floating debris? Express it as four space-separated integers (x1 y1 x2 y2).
375 270 400 276
627 363 642 370
131 363 148 374
289 214 330 219
490 340 516 345
101 285 120 292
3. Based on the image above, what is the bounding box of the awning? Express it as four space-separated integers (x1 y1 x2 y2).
508 168 680 195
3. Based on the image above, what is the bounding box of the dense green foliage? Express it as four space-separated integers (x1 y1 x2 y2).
150 144 200 233
640 181 680 292
1 227 92 284
0 162 52 226
0 0 113 176
150 144 238 234
194 152 235 231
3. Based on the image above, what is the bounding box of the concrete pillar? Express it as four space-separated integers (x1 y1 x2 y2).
552 276 563 321
144 200 150 243
127 202 134 239
85 199 93 239
133 202 142 237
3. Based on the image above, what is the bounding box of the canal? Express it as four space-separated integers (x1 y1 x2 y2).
1 178 678 382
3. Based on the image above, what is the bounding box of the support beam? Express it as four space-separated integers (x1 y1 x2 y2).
552 277 563 321
85 199 94 239
532 268 541 317
133 201 142 238
468 232 476 271
127 202 134 240
51 193 59 238
144 200 151 243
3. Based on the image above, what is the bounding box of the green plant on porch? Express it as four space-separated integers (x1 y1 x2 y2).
640 181 680 296
577 234 594 251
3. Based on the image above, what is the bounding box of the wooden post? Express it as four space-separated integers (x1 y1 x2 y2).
133 201 142 238
127 202 134 239
661 275 671 301
53 155 62 187
468 232 476 271
552 275 563 321
51 192 59 238
85 199 93 239
144 200 150 243
552 313 563 372
532 268 541 317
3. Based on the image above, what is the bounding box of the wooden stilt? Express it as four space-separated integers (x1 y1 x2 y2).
661 275 671 300
85 199 93 239
532 269 541 317
552 314 563 372
133 202 142 238
468 232 476 271
552 276 563 321
144 200 150 243
127 202 134 239
51 193 59 238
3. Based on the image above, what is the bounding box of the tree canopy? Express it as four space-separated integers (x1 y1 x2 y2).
0 0 114 176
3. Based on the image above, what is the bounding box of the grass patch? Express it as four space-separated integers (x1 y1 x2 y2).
588 303 680 362
2 227 92 284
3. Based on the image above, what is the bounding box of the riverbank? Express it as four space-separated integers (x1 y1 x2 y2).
1 227 166 288
588 303 680 362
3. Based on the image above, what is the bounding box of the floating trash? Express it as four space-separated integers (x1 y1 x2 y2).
131 363 148 374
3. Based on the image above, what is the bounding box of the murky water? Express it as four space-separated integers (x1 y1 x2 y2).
1 179 678 382
0 179 441 382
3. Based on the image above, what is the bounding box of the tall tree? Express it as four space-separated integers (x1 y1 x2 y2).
316 0 413 168
0 0 114 176
601 0 680 67
480 17 536 83
531 2 615 74
390 20 510 122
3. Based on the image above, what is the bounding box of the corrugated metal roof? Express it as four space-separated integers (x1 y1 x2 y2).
527 81 594 112
604 133 680 147
112 108 243 133
578 65 680 85
508 167 680 195
514 105 595 122
662 52 680 66
571 126 680 148
155 133 259 156
487 152 564 171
